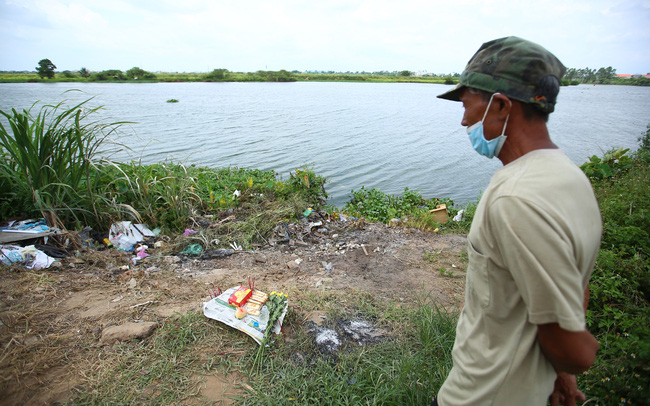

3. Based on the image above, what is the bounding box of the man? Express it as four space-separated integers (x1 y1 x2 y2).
434 36 601 405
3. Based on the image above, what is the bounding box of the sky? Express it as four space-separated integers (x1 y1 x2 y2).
1 0 649 75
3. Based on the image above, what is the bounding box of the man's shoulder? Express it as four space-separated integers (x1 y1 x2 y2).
489 149 595 207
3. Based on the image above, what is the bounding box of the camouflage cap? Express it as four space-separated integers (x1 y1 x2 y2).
438 36 566 113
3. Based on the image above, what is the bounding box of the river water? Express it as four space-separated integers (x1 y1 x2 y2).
1 82 648 207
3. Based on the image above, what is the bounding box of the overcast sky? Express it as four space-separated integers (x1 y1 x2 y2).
1 0 649 74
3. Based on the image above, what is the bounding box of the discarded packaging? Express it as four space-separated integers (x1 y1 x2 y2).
229 286 252 307
429 204 449 223
181 244 203 256
108 222 155 251
203 286 287 345
0 244 56 270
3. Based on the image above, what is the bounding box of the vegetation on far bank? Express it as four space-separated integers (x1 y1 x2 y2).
3 62 649 86
1 97 648 404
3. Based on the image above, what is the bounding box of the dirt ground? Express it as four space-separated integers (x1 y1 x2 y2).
0 218 467 405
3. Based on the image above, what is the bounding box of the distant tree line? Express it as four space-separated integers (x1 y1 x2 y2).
21 58 649 87
564 66 617 84
563 66 649 86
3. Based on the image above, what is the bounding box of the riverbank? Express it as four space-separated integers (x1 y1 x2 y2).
1 97 648 404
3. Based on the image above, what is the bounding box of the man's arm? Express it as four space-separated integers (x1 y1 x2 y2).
537 287 599 374
537 322 598 374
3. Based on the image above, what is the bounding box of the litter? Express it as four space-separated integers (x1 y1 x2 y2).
1 244 57 270
429 204 449 223
183 229 197 237
136 245 149 259
108 221 155 251
181 243 203 256
0 218 59 244
453 209 465 222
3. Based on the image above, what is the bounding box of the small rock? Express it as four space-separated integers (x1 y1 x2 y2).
254 254 267 263
101 322 157 345
200 249 235 259
286 261 300 270
164 256 182 264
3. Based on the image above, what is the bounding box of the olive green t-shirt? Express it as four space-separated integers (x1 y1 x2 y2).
438 149 601 406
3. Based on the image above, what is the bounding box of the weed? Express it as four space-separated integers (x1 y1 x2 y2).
423 251 438 263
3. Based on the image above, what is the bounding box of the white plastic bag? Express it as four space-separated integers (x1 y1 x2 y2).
108 222 155 251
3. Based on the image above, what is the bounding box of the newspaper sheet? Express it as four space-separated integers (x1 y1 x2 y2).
202 286 287 345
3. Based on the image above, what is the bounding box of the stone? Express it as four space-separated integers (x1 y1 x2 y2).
101 322 158 345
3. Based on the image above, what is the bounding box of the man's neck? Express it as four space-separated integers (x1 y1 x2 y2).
497 118 557 165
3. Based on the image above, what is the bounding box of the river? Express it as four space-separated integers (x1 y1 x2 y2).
1 82 648 207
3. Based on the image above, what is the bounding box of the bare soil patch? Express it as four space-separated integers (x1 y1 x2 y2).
0 220 467 405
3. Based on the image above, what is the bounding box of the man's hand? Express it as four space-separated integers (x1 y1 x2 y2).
549 372 586 406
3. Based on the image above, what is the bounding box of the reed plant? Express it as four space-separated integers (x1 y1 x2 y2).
0 98 126 228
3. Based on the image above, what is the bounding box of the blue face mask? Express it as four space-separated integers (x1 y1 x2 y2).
466 93 509 159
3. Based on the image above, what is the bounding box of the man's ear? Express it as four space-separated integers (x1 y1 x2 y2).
492 93 512 119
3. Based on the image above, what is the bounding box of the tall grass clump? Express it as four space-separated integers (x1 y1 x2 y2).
0 98 125 228
578 125 650 403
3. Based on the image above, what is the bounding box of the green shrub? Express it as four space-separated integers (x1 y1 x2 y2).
580 147 632 179
90 70 126 81
342 186 459 227
126 67 157 80
579 127 650 403
204 68 230 81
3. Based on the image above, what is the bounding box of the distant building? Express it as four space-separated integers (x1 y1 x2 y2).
616 74 650 79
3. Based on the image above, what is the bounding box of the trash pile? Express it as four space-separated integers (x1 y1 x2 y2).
0 219 162 271
0 219 63 270
0 207 365 272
